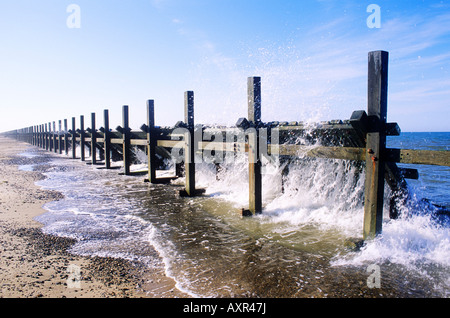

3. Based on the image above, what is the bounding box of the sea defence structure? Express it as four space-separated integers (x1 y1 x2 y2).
3 51 449 241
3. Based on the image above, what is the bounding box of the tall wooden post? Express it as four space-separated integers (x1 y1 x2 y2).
48 122 52 151
103 109 111 169
72 117 76 159
147 100 157 183
91 113 97 164
37 125 40 147
363 51 389 240
80 115 85 161
31 126 35 145
248 76 262 214
184 91 196 196
45 123 49 150
58 120 63 154
64 119 69 155
53 122 57 153
122 105 131 175
39 125 42 148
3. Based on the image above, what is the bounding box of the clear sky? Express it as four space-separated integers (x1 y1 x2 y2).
0 0 449 132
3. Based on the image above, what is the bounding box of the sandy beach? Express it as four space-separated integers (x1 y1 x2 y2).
0 136 186 298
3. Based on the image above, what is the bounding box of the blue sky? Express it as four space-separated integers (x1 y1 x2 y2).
0 0 449 132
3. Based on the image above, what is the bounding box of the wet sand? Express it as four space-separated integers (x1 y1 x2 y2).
0 136 445 300
0 136 186 298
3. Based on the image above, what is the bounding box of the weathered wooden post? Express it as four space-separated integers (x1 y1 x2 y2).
37 125 40 146
36 125 40 147
48 122 52 151
248 76 262 215
122 105 131 175
53 122 57 153
146 100 157 183
184 91 196 196
45 123 49 150
40 125 44 148
103 109 111 169
91 113 97 164
71 117 76 159
39 124 45 148
80 115 86 161
37 125 40 147
58 120 63 154
363 51 389 240
64 119 69 155
31 126 35 146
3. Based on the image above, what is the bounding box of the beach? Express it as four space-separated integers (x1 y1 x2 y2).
1 135 448 299
0 136 186 298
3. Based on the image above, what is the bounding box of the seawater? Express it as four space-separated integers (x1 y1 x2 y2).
23 132 449 297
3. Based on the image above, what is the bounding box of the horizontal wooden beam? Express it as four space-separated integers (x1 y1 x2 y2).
130 139 148 146
384 148 450 167
198 141 248 153
157 140 183 148
270 144 366 161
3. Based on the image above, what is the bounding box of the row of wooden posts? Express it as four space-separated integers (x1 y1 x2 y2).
3 51 449 241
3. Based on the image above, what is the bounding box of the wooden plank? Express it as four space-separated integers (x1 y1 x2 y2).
271 144 366 161
130 139 148 146
384 148 450 167
198 141 248 153
110 138 123 144
248 76 262 215
157 140 183 148
363 50 389 240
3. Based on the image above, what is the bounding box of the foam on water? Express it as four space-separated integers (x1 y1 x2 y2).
21 132 449 296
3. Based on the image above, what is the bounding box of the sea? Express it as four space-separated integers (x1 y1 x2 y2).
19 132 449 298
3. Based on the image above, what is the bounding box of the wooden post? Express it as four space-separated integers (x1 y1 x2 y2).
80 115 85 161
45 123 49 150
248 76 262 214
53 122 57 153
91 113 97 164
58 120 63 154
31 126 35 146
72 117 76 159
40 125 42 148
64 119 69 155
147 100 157 183
363 51 389 240
40 125 43 148
103 109 111 169
122 105 131 175
184 91 196 196
37 125 40 147
48 122 52 151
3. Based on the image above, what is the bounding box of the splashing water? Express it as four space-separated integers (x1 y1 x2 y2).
22 132 449 297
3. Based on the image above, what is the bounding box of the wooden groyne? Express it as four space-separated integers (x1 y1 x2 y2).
2 51 449 241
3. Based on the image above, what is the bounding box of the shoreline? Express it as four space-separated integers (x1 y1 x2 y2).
1 136 446 299
0 136 186 298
